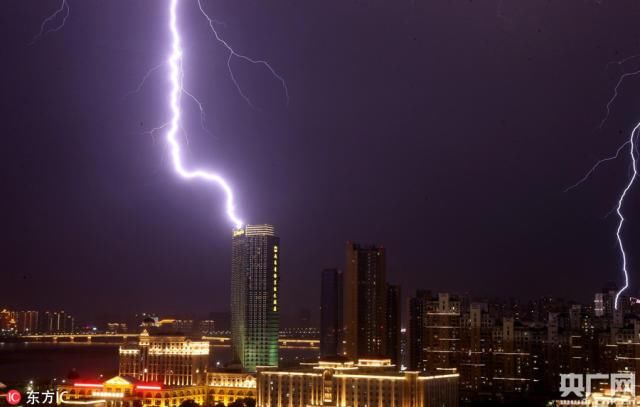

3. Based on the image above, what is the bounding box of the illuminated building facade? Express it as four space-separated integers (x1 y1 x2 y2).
409 292 462 373
14 310 39 334
206 371 257 405
119 330 209 386
343 242 388 360
199 319 216 335
0 309 39 334
423 293 462 375
59 373 258 407
457 302 492 398
0 309 72 334
107 322 128 334
256 358 459 407
594 283 618 318
409 291 544 402
58 376 207 407
231 224 280 371
0 309 12 333
490 317 542 396
40 310 74 333
62 335 257 407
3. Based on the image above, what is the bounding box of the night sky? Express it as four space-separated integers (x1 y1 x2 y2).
3 0 640 321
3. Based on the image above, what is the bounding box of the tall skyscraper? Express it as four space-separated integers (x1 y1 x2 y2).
424 292 461 374
39 311 74 334
342 242 387 360
320 268 343 358
231 224 280 371
409 290 429 370
386 284 401 365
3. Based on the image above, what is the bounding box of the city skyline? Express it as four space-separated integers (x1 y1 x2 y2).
5 1 640 317
9 1 640 404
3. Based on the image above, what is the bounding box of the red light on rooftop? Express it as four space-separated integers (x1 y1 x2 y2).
73 383 104 388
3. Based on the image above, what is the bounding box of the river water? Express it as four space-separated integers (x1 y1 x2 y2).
0 342 317 386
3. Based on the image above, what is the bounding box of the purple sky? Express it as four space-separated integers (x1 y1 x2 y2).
3 0 640 321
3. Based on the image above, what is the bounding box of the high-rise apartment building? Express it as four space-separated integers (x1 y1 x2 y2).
409 291 462 372
410 291 546 402
409 290 428 370
320 268 342 358
342 242 387 360
40 311 74 333
231 224 280 371
386 284 401 365
14 311 38 334
594 283 618 318
424 293 462 374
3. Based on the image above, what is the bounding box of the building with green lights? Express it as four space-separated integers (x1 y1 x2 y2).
231 224 280 371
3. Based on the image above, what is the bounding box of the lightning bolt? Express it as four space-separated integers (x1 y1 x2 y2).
612 124 638 308
29 0 286 229
564 140 630 193
196 0 289 108
568 129 638 310
600 68 640 129
127 63 215 143
167 0 244 228
124 62 166 100
30 0 70 45
567 57 640 309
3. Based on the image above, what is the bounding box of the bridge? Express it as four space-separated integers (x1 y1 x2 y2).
21 334 319 349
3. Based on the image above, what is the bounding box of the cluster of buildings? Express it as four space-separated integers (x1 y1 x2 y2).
57 224 459 407
135 317 217 336
60 330 457 407
60 330 255 407
405 286 640 404
0 309 74 334
11 223 640 406
320 243 401 366
318 242 640 404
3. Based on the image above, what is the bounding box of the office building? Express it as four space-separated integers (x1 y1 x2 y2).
409 291 428 371
343 242 387 359
386 284 401 366
320 268 342 358
231 224 280 371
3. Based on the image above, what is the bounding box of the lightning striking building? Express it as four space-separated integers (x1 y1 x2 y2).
231 224 280 371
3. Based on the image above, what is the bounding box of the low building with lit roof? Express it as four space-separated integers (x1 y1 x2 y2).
119 330 209 387
256 358 459 407
58 376 207 407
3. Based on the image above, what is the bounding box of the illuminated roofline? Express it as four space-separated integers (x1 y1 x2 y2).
244 224 275 237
